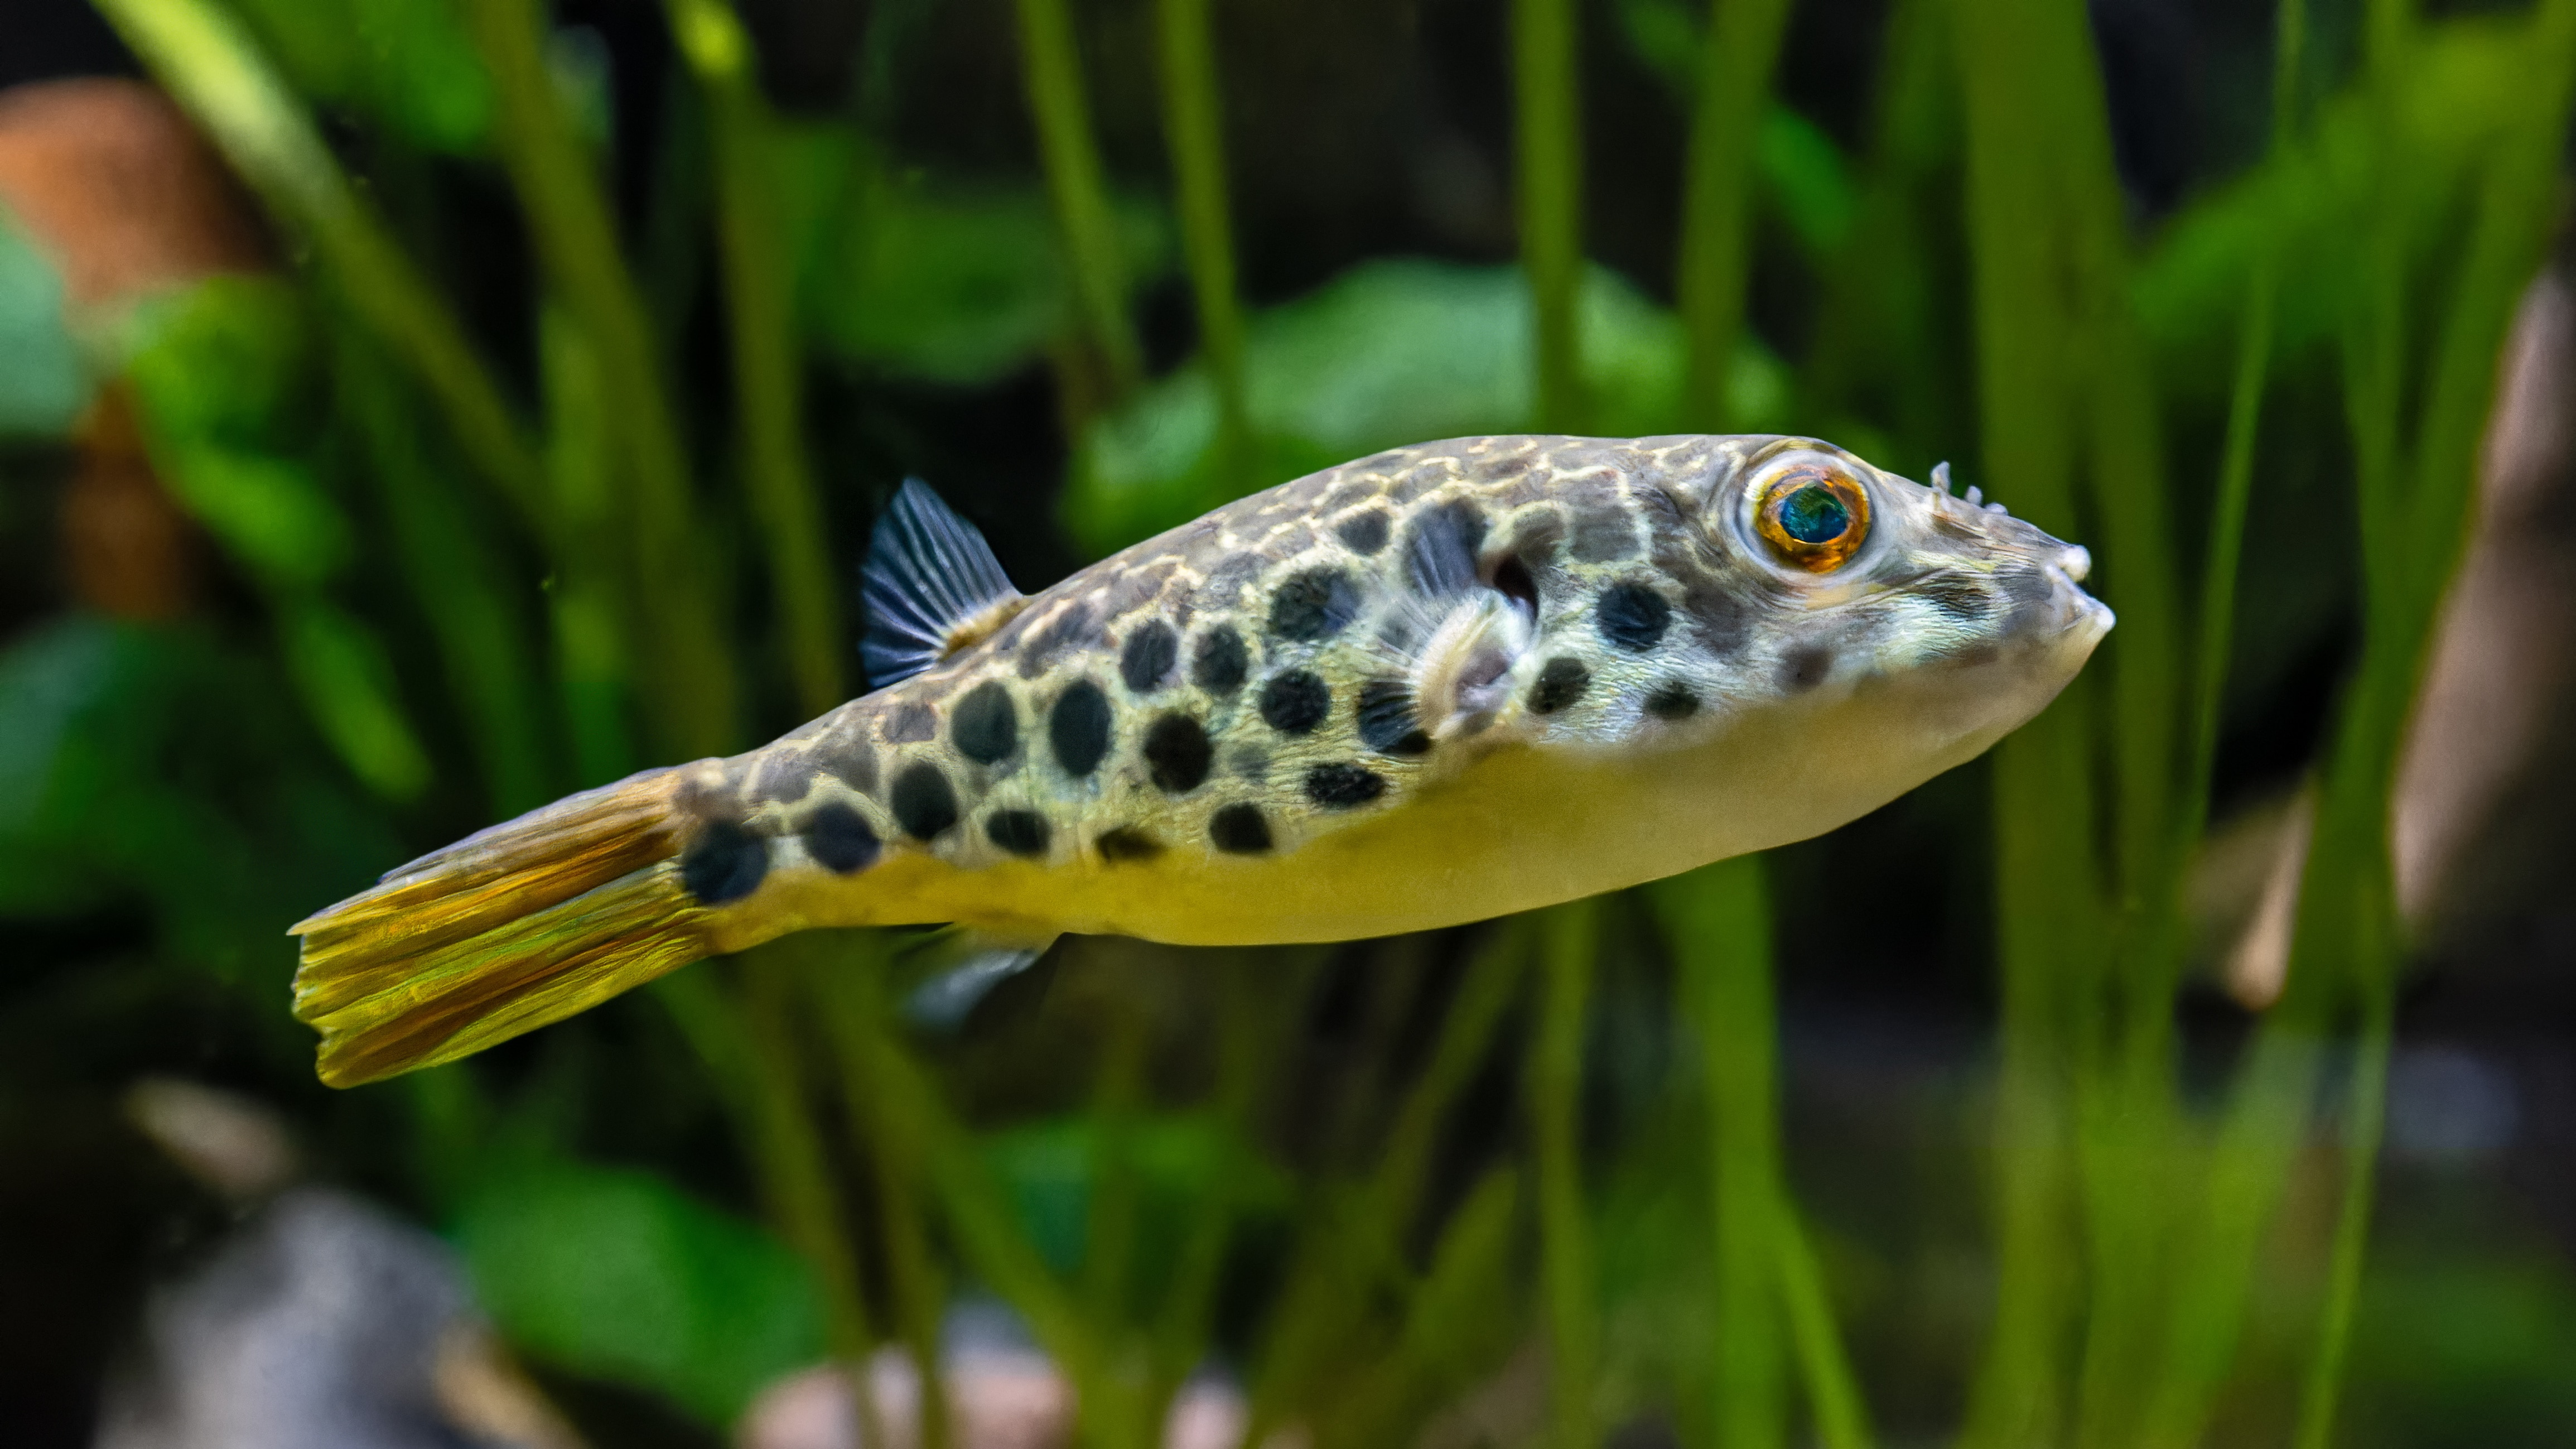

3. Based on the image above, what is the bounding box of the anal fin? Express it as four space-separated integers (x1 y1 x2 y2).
894 927 1062 1031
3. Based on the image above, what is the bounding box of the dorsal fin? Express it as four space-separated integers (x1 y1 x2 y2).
861 478 1027 688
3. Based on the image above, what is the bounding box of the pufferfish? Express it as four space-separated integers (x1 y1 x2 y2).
291 434 2111 1086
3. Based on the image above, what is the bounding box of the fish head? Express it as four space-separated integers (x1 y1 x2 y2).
1485 435 2112 849
1660 435 2113 778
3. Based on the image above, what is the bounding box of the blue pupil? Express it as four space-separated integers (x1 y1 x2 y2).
1778 484 1851 545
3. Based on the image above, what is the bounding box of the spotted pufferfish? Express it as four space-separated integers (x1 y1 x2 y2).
291 433 2111 1086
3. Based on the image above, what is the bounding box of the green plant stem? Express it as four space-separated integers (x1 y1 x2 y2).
1082 1008 1147 1335
656 959 890 1449
460 0 740 758
2288 7 2576 1444
1017 0 1145 403
1512 0 1584 432
96 0 548 528
845 960 1122 1445
1146 962 1264 1414
341 329 554 815
812 941 956 1449
1153 0 1252 488
1376 923 1531 1232
1675 0 1794 429
1658 858 1786 1449
1950 6 2116 1439
1801 0 1952 447
1529 899 1599 1449
1246 930 1525 1438
2185 0 2304 853
1960 709 2095 1449
2292 965 2392 1449
539 301 640 786
1772 1192 1874 1449
668 0 846 718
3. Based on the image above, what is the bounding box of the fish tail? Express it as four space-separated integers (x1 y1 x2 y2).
290 766 719 1087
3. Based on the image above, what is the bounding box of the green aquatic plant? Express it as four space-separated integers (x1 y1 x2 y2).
11 0 2568 1441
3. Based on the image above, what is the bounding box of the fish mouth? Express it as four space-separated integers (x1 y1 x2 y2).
2048 556 2116 646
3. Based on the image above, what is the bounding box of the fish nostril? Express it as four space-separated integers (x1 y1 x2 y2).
1489 553 1540 618
2058 546 2093 584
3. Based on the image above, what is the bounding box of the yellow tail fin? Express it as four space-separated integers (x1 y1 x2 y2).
290 768 717 1087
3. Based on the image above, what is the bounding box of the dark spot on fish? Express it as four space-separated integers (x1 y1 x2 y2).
1530 657 1590 714
1321 478 1377 513
1597 584 1672 652
1636 484 1686 530
1121 620 1180 694
1198 552 1265 610
1258 671 1332 734
2000 568 2056 633
1646 682 1701 719
1390 463 1445 504
1682 588 1752 657
985 810 1050 857
1304 762 1388 810
673 767 740 822
817 726 879 793
1570 508 1638 562
1405 500 1486 596
1999 567 2053 605
1017 601 1102 679
1375 615 1425 655
1919 576 1994 623
1950 642 2001 669
680 820 768 904
1049 679 1113 777
804 802 881 874
1504 505 1566 567
1357 681 1432 755
1143 713 1214 793
1101 564 1174 624
1209 804 1273 854
1190 627 1248 695
1779 646 1833 692
1270 567 1361 642
1097 826 1164 862
750 750 820 805
885 702 937 743
1336 509 1391 554
951 681 1018 763
891 763 959 840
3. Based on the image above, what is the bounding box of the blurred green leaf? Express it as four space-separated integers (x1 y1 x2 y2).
454 1159 828 1425
1065 258 1789 556
221 0 495 153
1758 107 1858 260
0 204 91 439
0 613 395 977
2136 20 2541 391
119 277 313 451
804 163 1171 388
981 1111 1290 1282
164 449 353 586
278 600 432 802
0 618 126 910
117 277 434 801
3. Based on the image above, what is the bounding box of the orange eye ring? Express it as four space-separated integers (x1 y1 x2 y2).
1754 468 1871 573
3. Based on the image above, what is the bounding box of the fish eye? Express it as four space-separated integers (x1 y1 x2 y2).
1754 468 1870 572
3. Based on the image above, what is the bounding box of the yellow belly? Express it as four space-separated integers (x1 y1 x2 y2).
733 671 2022 950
